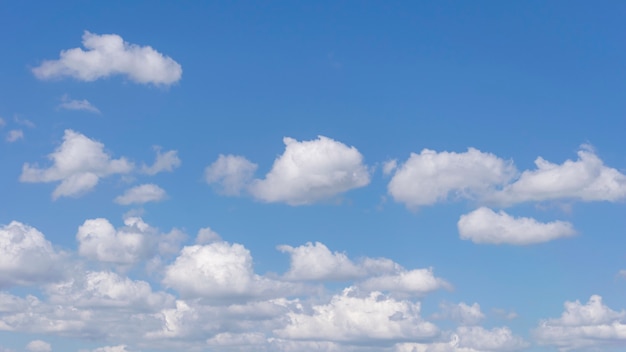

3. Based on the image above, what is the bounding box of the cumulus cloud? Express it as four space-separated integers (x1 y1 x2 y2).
59 95 100 113
114 184 167 205
163 241 300 301
205 154 258 195
32 31 182 85
195 227 222 244
458 207 576 245
275 287 438 343
278 242 365 281
534 295 626 351
358 268 451 297
395 326 527 352
141 147 181 175
46 270 174 311
0 221 65 288
25 340 51 352
76 217 157 265
249 136 370 205
87 346 132 352
388 148 515 208
5 129 23 142
20 130 133 199
491 145 626 204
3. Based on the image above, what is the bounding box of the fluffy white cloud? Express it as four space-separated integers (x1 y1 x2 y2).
395 326 527 352
59 95 100 113
114 184 167 205
88 346 132 352
25 340 51 352
205 154 258 195
76 217 156 265
163 241 299 300
32 31 182 85
275 287 438 343
141 147 181 175
20 130 133 199
491 145 626 204
388 148 515 208
5 129 23 142
0 221 64 288
458 207 576 245
359 268 451 297
195 227 222 244
46 270 174 311
278 242 365 281
249 136 370 205
534 295 626 351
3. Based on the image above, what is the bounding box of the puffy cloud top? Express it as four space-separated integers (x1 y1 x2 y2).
249 136 370 205
20 130 133 199
388 148 515 208
32 31 182 85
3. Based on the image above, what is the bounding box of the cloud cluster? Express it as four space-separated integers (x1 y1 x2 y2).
534 295 626 351
33 31 182 85
206 136 370 205
20 130 133 199
114 184 167 205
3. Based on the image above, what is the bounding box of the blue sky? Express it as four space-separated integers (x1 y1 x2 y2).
1 1 626 351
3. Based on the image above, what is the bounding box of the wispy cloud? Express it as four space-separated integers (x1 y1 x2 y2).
6 129 24 143
59 95 100 113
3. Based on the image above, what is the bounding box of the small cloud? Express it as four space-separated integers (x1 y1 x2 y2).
14 116 35 128
32 31 182 86
0 117 5 127
59 95 100 113
114 184 167 205
196 227 222 244
141 147 181 175
618 270 626 279
6 129 24 142
382 159 397 176
25 340 51 352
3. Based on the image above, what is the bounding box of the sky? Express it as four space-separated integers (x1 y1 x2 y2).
1 1 626 351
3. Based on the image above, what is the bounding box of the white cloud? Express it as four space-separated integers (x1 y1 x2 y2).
358 268 451 297
534 295 626 351
196 227 222 244
32 31 182 85
141 147 181 175
163 241 299 300
205 154 258 195
20 130 133 199
491 145 626 204
434 302 485 326
46 270 174 311
388 148 515 208
454 326 528 351
0 221 65 288
76 217 156 265
5 129 23 142
88 346 132 352
278 242 364 281
458 207 576 245
114 184 167 205
25 340 51 352
383 159 398 175
249 136 370 205
274 287 438 343
59 95 100 113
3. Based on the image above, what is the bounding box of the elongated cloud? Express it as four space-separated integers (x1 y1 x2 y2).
458 207 575 245
32 31 182 85
249 136 370 205
58 95 100 113
534 295 626 351
388 148 516 208
491 145 626 204
114 184 166 205
20 130 133 199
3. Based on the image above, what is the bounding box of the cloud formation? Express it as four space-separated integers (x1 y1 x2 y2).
20 130 133 199
59 95 100 113
249 136 370 205
32 31 182 85
458 207 576 245
534 295 626 351
491 145 626 204
5 130 23 143
205 154 258 195
0 221 65 288
114 184 167 205
388 148 515 208
141 147 181 175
